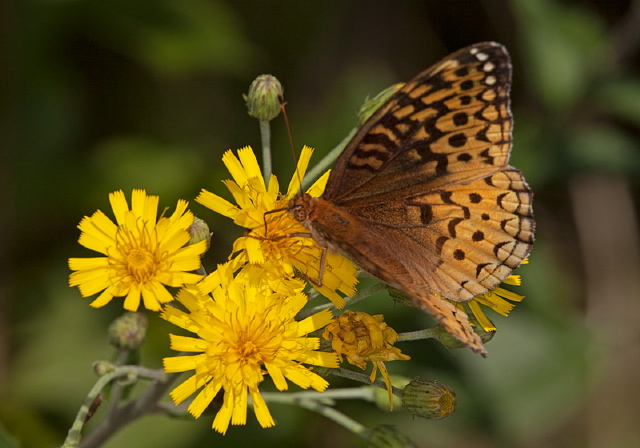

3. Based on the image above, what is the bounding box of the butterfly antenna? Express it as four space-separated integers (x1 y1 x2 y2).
279 93 303 194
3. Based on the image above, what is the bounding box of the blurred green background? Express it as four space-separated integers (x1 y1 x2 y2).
2 0 640 447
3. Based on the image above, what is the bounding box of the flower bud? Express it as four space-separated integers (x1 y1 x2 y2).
401 378 456 420
245 74 283 121
357 83 403 124
367 425 417 448
386 286 415 309
108 312 148 350
93 360 115 376
430 313 496 350
323 311 410 368
188 216 212 253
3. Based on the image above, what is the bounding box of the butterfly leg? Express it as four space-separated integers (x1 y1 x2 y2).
291 246 327 288
261 207 288 235
245 230 312 242
316 246 327 287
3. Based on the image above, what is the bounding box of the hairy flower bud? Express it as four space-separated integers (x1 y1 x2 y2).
93 360 115 376
401 378 456 420
245 74 283 121
188 216 212 253
108 312 148 350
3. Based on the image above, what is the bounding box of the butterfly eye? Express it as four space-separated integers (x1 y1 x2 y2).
289 205 307 223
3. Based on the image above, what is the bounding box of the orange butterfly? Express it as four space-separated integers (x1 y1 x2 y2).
289 42 535 356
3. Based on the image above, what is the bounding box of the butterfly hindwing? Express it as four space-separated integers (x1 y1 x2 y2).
403 168 533 301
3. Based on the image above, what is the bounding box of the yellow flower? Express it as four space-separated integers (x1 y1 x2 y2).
162 265 339 434
456 261 529 332
68 190 207 311
196 145 358 308
323 311 410 410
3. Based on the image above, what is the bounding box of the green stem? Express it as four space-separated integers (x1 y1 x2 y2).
106 351 131 417
301 281 387 318
260 388 370 437
62 366 179 448
302 127 357 189
260 119 272 181
397 327 439 342
261 386 373 404
331 368 403 398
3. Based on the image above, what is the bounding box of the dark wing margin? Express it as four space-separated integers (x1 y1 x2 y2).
323 42 512 205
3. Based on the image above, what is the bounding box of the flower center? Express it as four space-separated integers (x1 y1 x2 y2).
238 338 261 361
438 392 456 417
125 248 157 282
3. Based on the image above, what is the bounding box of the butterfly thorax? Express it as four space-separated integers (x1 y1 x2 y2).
288 193 353 251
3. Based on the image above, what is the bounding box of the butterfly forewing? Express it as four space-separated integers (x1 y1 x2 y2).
324 42 513 205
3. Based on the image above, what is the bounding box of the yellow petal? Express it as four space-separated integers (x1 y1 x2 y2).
264 363 288 391
122 284 141 311
298 350 340 368
468 300 496 331
196 189 239 219
286 145 314 198
189 381 220 419
222 150 248 187
250 387 275 429
306 170 331 197
298 309 334 334
238 146 266 191
169 334 210 353
108 190 128 225
89 287 115 308
213 390 233 435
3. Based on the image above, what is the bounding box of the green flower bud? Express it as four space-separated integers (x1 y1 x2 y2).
108 312 148 350
357 83 403 124
93 360 115 376
386 286 415 309
244 74 283 121
367 425 418 448
188 216 212 253
401 378 456 420
431 312 495 349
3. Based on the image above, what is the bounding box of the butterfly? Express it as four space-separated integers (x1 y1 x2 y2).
289 42 535 356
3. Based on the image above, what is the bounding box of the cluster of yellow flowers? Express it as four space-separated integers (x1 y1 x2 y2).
68 145 524 434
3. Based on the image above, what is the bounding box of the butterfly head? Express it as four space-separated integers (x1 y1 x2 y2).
288 193 314 224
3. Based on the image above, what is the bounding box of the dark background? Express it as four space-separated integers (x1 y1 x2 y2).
2 1 640 447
